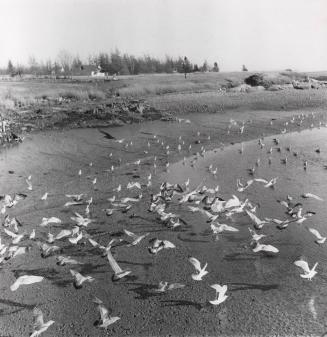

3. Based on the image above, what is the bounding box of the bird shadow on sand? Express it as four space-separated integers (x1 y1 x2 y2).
223 252 258 261
126 282 161 300
229 282 279 292
160 299 205 311
117 260 153 272
0 298 38 316
177 234 210 243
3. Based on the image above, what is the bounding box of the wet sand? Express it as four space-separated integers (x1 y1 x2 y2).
1 107 327 336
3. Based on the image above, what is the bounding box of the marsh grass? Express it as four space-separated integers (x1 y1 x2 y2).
0 71 326 114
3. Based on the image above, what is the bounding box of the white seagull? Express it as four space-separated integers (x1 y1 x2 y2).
124 229 149 246
294 259 318 280
252 243 279 254
30 307 55 337
10 275 44 291
209 284 228 305
308 228 326 244
70 269 95 289
93 298 120 329
189 257 208 281
106 250 132 281
246 210 269 229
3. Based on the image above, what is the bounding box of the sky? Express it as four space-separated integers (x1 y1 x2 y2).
0 0 326 71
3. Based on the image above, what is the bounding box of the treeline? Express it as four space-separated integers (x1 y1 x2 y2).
1 49 220 76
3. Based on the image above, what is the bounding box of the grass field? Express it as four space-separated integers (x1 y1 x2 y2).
0 71 326 119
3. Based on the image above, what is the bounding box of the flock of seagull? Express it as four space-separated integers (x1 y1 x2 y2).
0 110 326 336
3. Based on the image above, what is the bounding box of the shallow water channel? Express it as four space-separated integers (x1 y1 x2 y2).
1 118 327 336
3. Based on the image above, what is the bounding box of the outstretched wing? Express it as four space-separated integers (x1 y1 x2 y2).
308 228 323 240
246 210 261 225
294 260 310 273
99 304 109 322
189 257 201 272
33 307 44 329
123 229 137 240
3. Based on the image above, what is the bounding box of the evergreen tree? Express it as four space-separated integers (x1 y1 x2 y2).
7 60 14 76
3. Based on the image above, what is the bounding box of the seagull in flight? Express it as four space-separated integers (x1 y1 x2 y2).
10 275 44 291
308 228 326 244
209 284 228 305
124 229 149 246
30 307 55 337
148 238 176 254
294 259 318 280
93 297 120 329
106 250 132 281
302 193 323 201
189 257 208 281
246 210 270 229
252 242 279 254
70 269 95 289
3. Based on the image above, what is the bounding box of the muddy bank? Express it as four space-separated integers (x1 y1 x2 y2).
0 96 170 146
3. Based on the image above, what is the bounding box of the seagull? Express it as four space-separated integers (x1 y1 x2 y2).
209 284 228 305
210 223 239 240
189 257 208 281
55 228 79 240
71 212 94 227
30 307 55 337
70 269 95 289
26 178 33 191
106 250 132 281
248 227 266 244
41 193 48 201
40 217 61 227
254 177 278 188
124 229 149 246
93 298 120 329
64 201 84 207
3 228 25 244
148 238 176 254
246 210 269 229
113 184 121 192
8 245 30 259
294 259 318 280
66 194 84 201
68 232 83 245
252 243 279 254
308 228 326 244
302 193 323 201
56 256 83 266
10 275 44 291
237 179 253 192
37 242 61 258
127 182 141 189
29 229 36 240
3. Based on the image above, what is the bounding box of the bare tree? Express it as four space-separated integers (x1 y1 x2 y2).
28 55 38 76
56 50 74 77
